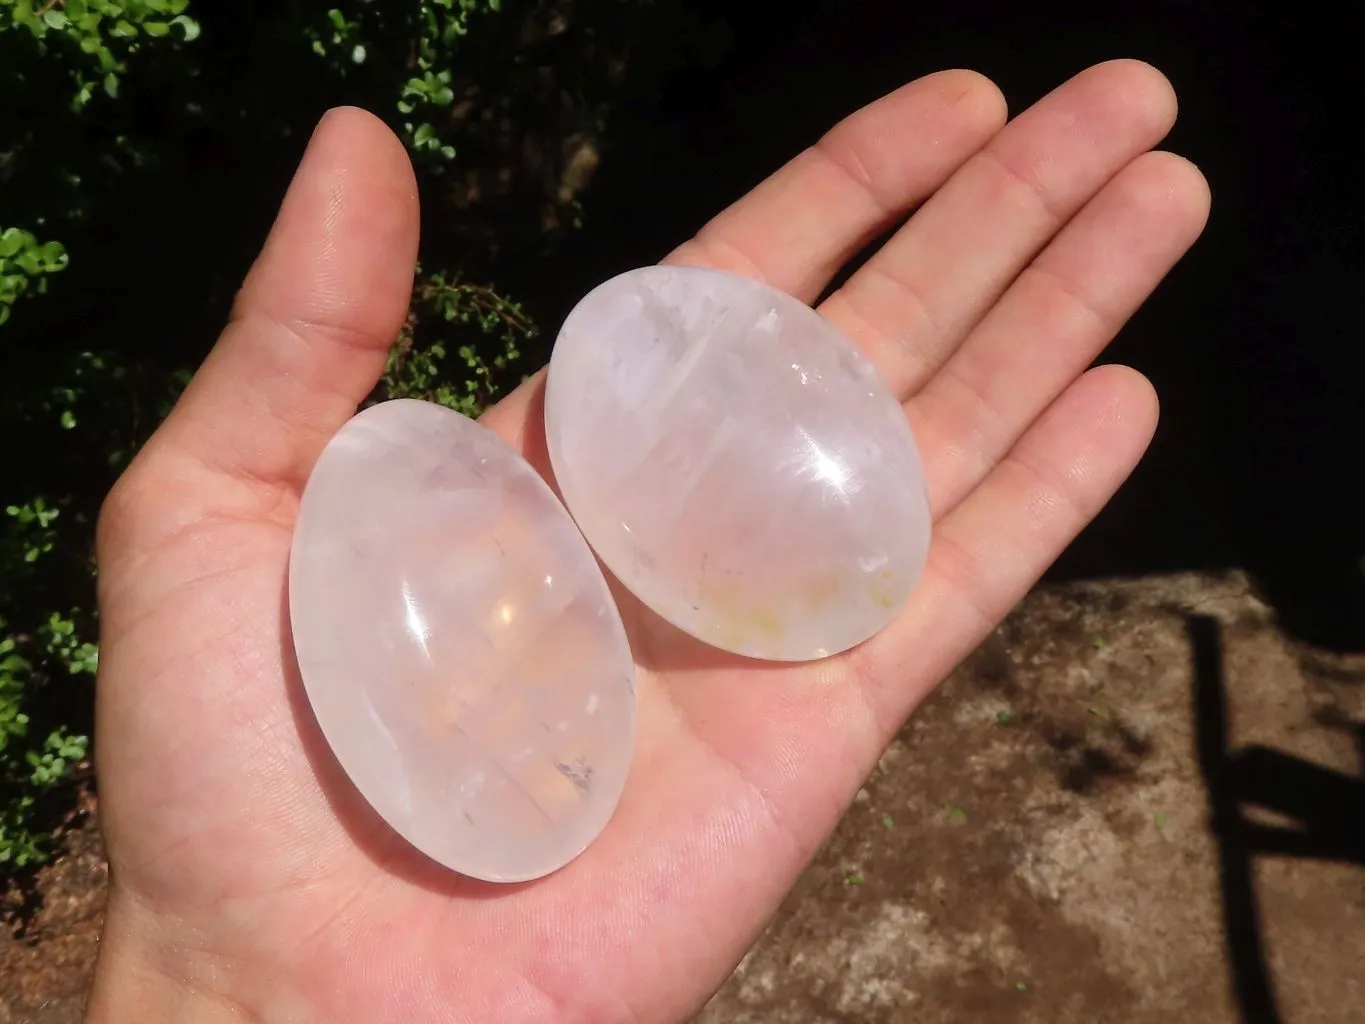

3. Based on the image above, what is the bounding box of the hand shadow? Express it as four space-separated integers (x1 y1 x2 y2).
1189 614 1365 1024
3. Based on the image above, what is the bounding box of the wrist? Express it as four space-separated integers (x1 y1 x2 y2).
85 891 257 1024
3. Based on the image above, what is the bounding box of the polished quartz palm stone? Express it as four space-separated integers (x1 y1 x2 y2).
545 265 931 662
288 399 636 882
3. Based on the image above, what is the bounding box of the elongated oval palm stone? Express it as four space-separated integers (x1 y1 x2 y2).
545 265 931 662
289 399 636 882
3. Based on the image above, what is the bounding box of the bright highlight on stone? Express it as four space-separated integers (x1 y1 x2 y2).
545 265 932 662
289 399 636 883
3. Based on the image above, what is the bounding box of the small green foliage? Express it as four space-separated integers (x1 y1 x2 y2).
1 606 93 865
0 227 68 326
1154 812 1170 828
946 804 967 824
994 709 1013 725
43 611 100 676
0 796 44 867
379 270 534 417
1 0 201 109
1015 981 1029 992
1092 635 1108 649
304 2 504 164
3 502 98 862
843 871 864 887
5 499 60 564
881 814 895 829
27 729 89 787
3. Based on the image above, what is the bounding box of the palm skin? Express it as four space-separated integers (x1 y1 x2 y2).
86 61 1209 1023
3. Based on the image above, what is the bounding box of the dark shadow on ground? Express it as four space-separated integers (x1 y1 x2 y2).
1190 614 1365 1023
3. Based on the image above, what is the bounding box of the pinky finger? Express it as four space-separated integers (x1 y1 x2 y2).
856 364 1160 729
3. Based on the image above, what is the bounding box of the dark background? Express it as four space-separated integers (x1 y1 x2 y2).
16 0 1361 650
515 0 1364 651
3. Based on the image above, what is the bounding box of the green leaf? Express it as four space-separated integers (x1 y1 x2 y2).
38 241 68 270
170 15 200 41
0 229 26 259
143 20 171 37
42 9 68 29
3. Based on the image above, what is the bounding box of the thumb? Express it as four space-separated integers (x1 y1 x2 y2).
147 106 420 495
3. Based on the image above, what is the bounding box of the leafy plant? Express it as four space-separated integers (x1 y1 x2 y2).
1 0 201 109
380 270 535 417
0 227 67 326
2 0 677 871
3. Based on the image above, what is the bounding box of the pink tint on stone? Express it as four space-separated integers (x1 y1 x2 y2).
288 399 636 883
545 265 932 662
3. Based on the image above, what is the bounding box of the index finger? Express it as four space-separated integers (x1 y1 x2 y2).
483 69 1006 447
664 69 1007 302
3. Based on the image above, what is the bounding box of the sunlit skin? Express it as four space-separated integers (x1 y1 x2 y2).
88 61 1208 1022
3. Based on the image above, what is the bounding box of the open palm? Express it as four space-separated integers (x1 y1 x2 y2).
87 61 1208 1022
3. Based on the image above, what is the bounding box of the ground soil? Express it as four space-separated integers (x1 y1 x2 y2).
5 572 1364 1023
1 788 105 1024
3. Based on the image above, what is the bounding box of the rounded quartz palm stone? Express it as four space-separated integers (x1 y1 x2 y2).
289 398 636 883
545 265 931 662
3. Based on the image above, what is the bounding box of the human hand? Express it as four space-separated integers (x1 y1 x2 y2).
86 59 1208 1022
